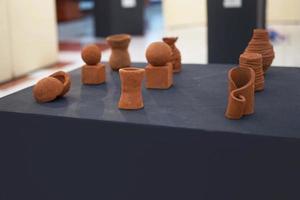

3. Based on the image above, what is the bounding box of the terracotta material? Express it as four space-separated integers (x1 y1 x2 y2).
106 34 131 70
239 52 264 92
81 44 101 65
146 42 172 66
244 29 275 73
33 77 64 103
145 64 173 89
81 44 106 85
82 64 106 85
50 71 71 96
118 67 145 110
163 37 182 73
145 42 173 89
225 67 255 120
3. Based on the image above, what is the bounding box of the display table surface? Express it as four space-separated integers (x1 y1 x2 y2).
0 63 300 137
0 63 300 200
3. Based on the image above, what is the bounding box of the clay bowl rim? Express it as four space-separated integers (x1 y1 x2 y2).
106 34 131 42
119 67 145 74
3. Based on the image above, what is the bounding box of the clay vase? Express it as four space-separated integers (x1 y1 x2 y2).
106 34 131 71
118 67 145 110
225 67 255 120
163 37 181 73
244 29 275 73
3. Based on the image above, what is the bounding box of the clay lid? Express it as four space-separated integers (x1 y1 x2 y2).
81 44 101 65
162 37 178 45
146 42 172 66
50 71 71 97
33 77 64 103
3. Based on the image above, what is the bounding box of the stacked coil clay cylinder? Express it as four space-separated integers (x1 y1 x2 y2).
244 29 275 73
239 52 264 92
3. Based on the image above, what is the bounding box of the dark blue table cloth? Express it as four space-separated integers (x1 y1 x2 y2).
0 63 299 200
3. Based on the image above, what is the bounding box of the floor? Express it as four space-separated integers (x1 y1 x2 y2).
0 3 300 98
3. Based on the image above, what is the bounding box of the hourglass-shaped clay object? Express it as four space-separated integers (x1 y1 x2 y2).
118 67 145 110
225 67 255 120
163 37 182 73
145 42 173 89
81 44 106 85
106 34 131 71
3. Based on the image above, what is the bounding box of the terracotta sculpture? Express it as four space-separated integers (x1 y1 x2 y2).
244 29 275 73
163 37 181 73
50 71 71 96
106 34 131 70
145 42 173 89
33 71 71 103
81 44 106 85
118 67 145 110
225 67 255 120
239 52 264 92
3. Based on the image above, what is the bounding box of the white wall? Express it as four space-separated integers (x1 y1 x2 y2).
162 0 207 28
0 0 58 82
0 0 13 82
162 0 300 29
9 0 59 77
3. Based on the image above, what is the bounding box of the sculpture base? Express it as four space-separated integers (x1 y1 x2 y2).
81 64 106 85
145 64 173 89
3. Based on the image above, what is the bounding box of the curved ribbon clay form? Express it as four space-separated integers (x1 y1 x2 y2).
225 67 255 120
118 67 145 110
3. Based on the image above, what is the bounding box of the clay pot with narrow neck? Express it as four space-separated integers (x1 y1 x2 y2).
106 34 131 71
163 37 181 73
244 29 275 73
118 67 145 110
225 67 255 120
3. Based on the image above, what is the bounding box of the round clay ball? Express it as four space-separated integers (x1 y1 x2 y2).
33 77 64 103
81 44 101 65
146 42 172 66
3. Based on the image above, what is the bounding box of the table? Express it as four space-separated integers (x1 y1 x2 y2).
0 63 300 200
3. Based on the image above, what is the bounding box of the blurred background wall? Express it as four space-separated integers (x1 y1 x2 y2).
0 0 58 82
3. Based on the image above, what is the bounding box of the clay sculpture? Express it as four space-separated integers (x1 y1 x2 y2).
106 34 131 70
163 37 182 73
81 44 106 85
225 67 255 120
244 29 275 73
118 67 145 110
33 71 71 103
50 71 71 96
239 52 264 92
145 42 173 89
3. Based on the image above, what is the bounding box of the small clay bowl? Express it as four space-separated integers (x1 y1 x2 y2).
33 77 64 103
50 71 71 96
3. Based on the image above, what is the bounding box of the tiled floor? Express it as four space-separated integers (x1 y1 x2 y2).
1 3 300 98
